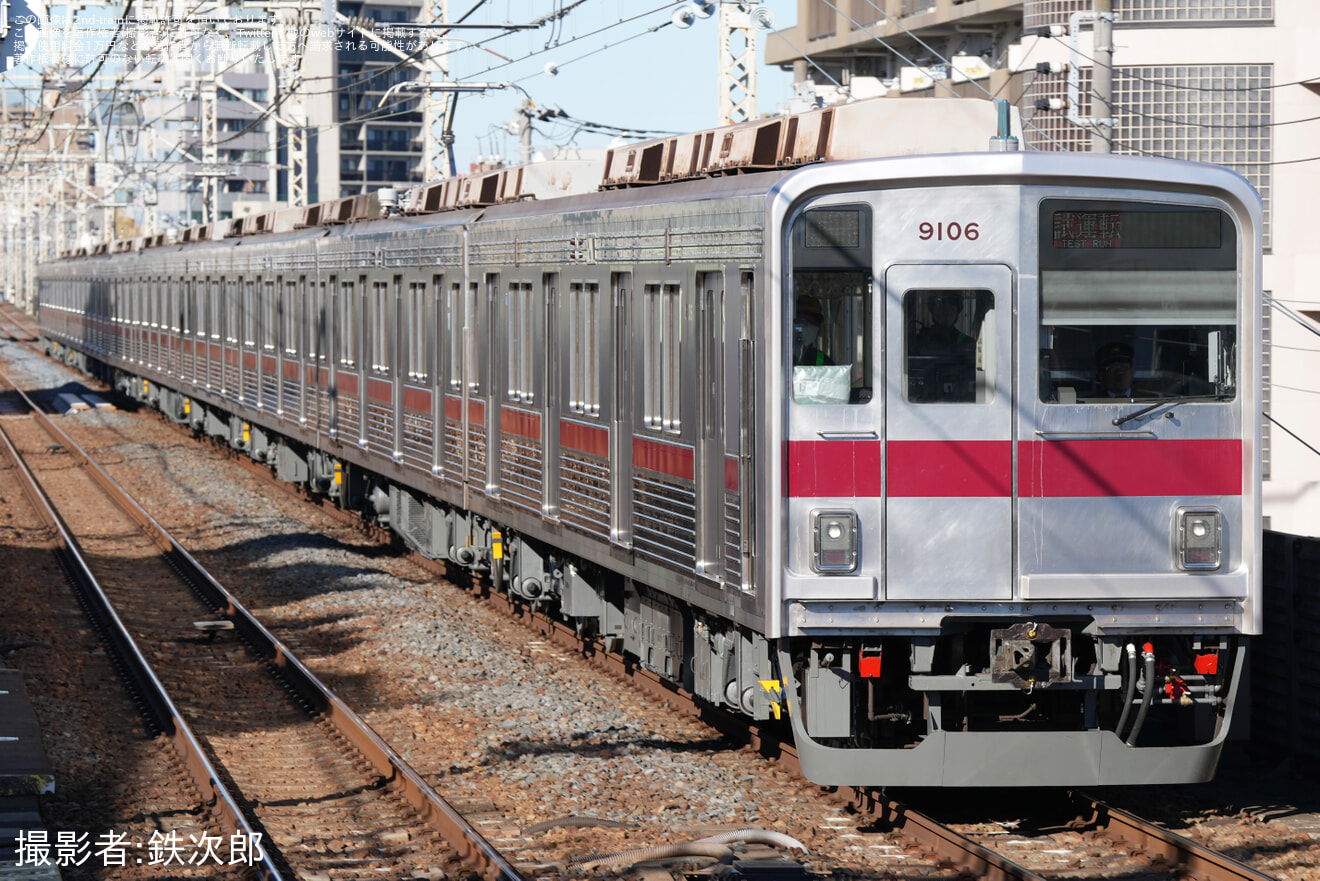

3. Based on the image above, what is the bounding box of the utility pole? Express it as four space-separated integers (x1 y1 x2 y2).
269 2 314 206
199 77 220 223
1091 0 1113 153
717 0 756 125
420 0 452 179
518 99 533 164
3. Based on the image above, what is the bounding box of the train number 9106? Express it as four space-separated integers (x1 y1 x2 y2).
918 221 980 241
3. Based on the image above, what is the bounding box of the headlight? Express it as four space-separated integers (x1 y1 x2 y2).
1177 508 1222 571
812 510 858 573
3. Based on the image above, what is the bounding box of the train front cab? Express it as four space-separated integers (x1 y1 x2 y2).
770 153 1261 787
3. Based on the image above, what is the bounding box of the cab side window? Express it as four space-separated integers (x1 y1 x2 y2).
789 204 873 406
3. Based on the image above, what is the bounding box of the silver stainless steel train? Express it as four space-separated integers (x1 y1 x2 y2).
35 99 1262 787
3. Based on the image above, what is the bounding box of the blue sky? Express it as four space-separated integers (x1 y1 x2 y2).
439 1 800 168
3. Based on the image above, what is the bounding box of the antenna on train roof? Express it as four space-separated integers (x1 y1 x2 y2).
989 99 1020 152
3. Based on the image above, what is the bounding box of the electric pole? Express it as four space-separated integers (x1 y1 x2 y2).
420 0 452 179
1092 0 1113 153
717 0 756 125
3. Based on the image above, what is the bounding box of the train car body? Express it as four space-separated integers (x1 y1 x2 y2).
36 105 1262 787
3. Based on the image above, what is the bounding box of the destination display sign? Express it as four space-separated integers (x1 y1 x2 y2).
1051 209 1223 249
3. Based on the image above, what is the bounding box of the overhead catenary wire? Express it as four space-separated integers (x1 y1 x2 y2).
460 2 678 81
1034 36 1317 130
1266 413 1320 460
1022 33 1320 163
1 0 137 174
1035 30 1319 94
1266 294 1320 339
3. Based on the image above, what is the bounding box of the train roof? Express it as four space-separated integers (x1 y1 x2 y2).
51 99 1261 267
58 97 1012 263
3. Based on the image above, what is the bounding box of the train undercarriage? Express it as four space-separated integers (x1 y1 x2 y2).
47 345 1246 788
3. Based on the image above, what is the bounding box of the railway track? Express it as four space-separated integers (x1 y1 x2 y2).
2 303 1313 879
0 364 523 881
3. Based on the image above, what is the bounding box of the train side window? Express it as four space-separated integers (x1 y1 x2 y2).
506 281 533 403
467 281 481 393
370 279 390 374
903 289 995 404
306 280 323 361
339 279 358 367
568 281 601 417
210 281 222 341
789 204 873 405
241 281 254 347
192 281 204 338
448 282 461 391
642 282 681 432
182 281 191 336
265 281 277 351
408 280 429 382
283 280 299 356
225 282 237 344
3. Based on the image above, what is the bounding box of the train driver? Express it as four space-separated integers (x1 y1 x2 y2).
792 297 834 366
915 292 974 358
1094 342 1138 398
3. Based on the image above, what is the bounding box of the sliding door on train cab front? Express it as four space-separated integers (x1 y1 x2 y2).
883 264 1013 601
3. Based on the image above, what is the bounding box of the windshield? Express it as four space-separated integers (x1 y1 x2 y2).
1037 200 1238 404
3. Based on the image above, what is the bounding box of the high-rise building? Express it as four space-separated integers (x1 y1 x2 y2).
307 0 425 202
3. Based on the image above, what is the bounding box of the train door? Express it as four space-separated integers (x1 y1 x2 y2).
207 279 220 392
734 270 756 593
354 275 369 444
696 270 725 583
241 279 257 407
365 276 394 458
171 278 183 379
309 278 328 436
610 271 632 549
182 279 194 384
541 272 561 520
882 264 1013 601
396 271 430 473
455 277 491 504
262 278 277 414
442 280 463 492
485 273 502 497
428 273 445 480
282 277 302 422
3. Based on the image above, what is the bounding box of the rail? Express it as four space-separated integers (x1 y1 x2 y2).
0 368 282 881
0 366 528 881
1076 792 1280 881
